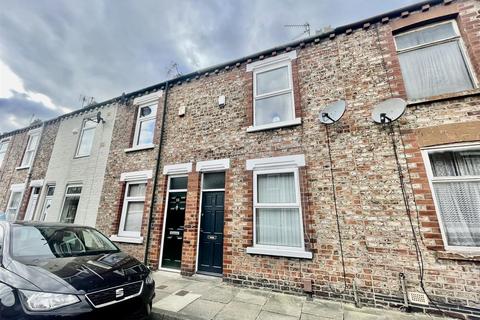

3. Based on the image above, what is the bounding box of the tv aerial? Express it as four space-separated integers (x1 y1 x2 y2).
319 100 346 125
284 22 311 40
372 98 406 124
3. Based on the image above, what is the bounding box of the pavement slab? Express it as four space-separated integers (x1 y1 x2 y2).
153 290 201 312
202 285 239 304
183 280 218 295
301 314 341 320
233 289 270 305
257 310 298 320
179 299 225 320
155 278 192 294
214 301 262 320
302 300 343 319
153 290 171 303
262 293 305 317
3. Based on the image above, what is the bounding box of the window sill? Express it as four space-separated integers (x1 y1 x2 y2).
124 144 155 153
15 166 30 171
110 235 144 244
247 118 302 133
407 88 480 107
435 251 480 262
246 246 312 259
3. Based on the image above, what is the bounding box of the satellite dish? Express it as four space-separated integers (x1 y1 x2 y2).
319 100 346 125
372 98 406 124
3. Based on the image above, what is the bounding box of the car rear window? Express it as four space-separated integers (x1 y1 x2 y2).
11 225 119 259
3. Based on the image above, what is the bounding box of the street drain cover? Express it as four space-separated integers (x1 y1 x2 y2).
157 285 168 289
175 290 189 296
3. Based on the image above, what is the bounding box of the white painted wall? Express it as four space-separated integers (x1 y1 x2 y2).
35 105 117 227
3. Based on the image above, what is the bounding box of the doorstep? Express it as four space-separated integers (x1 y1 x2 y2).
150 271 454 320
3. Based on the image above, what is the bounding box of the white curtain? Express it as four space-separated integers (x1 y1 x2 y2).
125 202 144 232
256 173 301 247
430 151 480 176
128 183 146 197
433 181 480 247
430 150 480 247
256 208 302 247
398 41 473 100
257 173 296 203
395 22 456 50
457 151 480 176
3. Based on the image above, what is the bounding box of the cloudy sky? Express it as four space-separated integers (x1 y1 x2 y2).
0 0 417 133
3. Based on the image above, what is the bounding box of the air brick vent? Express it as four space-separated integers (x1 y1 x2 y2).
408 292 429 305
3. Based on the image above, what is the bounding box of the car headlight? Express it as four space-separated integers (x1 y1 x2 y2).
145 272 154 285
20 290 80 311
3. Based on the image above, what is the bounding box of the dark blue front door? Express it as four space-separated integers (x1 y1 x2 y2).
198 191 224 275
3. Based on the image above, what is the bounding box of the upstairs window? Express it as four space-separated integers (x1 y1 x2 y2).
134 104 157 147
423 145 480 250
246 51 299 131
20 129 40 168
395 20 475 100
75 120 96 157
0 139 9 168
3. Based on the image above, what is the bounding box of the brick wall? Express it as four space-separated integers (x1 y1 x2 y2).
141 1 480 318
16 122 60 220
95 99 163 260
0 126 40 213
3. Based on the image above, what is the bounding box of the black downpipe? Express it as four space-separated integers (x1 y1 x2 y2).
144 82 169 265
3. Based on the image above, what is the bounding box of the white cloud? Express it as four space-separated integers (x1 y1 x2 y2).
0 60 71 113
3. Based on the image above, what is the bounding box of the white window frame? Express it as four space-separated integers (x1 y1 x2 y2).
117 180 147 239
246 51 300 132
245 154 311 259
132 104 157 149
394 20 477 100
0 138 9 169
60 184 82 223
75 119 97 158
126 91 161 152
421 142 480 253
6 184 25 221
19 129 41 169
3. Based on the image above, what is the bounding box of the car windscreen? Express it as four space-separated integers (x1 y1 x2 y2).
10 225 119 259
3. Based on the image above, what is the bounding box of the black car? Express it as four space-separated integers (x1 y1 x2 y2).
0 221 155 319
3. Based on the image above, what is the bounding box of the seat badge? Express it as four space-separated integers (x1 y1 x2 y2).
116 288 124 299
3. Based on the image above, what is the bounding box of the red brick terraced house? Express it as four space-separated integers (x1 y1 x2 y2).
1 0 480 318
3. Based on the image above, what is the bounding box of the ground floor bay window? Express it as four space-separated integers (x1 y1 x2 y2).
422 144 480 251
246 155 311 258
